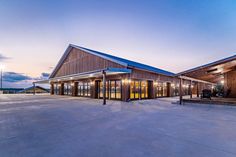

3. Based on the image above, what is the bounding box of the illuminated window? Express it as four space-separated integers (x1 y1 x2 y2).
54 83 58 95
130 80 148 99
98 80 121 100
77 81 91 97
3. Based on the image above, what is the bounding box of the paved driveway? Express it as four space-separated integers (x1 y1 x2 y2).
0 95 236 157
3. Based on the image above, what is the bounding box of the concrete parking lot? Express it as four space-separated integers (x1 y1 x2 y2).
0 95 236 157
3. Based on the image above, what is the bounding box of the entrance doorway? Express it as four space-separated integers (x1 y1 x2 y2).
97 80 122 100
130 80 149 100
77 81 91 97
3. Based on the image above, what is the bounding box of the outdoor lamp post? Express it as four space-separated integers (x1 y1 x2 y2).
0 65 5 90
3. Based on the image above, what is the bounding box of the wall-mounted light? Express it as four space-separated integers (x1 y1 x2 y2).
221 80 224 84
154 81 158 86
122 79 131 84
90 81 95 85
128 79 131 84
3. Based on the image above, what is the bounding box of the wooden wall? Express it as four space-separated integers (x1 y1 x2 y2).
53 48 125 78
130 68 175 82
225 70 236 97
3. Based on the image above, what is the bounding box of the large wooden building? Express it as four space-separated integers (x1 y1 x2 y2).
48 44 217 101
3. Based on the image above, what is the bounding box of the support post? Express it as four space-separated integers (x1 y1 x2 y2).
197 82 199 97
179 78 183 105
190 80 192 99
102 70 106 105
33 83 36 95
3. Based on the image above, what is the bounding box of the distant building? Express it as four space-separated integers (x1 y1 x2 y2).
0 88 24 94
18 86 49 94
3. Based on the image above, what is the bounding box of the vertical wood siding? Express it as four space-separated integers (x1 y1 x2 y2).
54 48 125 77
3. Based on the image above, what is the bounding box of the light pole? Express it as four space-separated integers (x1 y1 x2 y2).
0 65 5 90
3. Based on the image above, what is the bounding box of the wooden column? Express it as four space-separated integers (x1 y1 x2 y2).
148 80 154 99
102 71 106 105
94 80 99 99
179 78 183 105
167 82 171 97
33 83 36 95
197 82 199 97
50 83 54 95
190 80 192 99
60 83 64 95
72 82 77 96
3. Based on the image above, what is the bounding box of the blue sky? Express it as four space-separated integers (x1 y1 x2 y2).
0 0 236 88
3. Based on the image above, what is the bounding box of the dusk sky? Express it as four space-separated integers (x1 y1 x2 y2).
0 0 236 88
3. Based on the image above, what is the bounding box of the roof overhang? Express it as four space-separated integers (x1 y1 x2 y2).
179 75 216 85
40 68 131 83
178 54 236 83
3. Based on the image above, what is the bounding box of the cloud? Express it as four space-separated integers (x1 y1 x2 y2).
2 71 51 88
48 66 54 70
3 72 33 82
41 72 50 78
0 54 10 61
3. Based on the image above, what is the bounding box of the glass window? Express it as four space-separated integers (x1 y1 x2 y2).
173 86 179 96
99 81 109 98
130 80 148 99
141 81 148 99
98 80 121 100
68 83 72 95
110 81 116 99
77 82 83 96
87 82 91 96
115 81 121 99
163 83 167 97
77 81 91 97
130 81 135 99
54 83 58 95
63 83 72 95
156 82 168 97
64 83 68 95
135 81 140 99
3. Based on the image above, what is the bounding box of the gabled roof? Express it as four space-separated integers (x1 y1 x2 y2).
18 86 49 93
50 44 175 78
178 54 236 75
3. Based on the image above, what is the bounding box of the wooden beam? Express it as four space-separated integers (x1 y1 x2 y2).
178 75 216 85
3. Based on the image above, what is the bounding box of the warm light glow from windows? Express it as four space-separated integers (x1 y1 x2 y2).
122 79 131 84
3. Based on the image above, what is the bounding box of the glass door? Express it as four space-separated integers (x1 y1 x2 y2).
141 81 148 99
